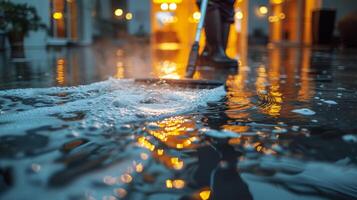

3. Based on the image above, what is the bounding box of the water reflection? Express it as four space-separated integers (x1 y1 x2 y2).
56 58 66 85
1 41 357 199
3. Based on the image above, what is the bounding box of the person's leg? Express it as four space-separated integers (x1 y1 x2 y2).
217 0 236 59
197 0 237 67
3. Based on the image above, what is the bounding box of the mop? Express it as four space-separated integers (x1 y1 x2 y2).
135 0 224 89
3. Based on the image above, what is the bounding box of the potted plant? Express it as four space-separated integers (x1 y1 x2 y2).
0 1 46 58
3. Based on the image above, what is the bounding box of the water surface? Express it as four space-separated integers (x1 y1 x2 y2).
1 45 357 200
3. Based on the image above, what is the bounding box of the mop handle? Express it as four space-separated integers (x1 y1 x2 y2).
194 0 209 42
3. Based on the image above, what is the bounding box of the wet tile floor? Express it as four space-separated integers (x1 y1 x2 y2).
1 43 357 200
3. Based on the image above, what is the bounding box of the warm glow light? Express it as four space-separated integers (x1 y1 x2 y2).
199 190 211 200
269 15 279 22
114 8 123 17
166 179 185 189
235 11 243 20
135 163 143 173
153 0 182 3
193 11 201 20
53 12 63 20
271 0 284 4
157 42 180 50
157 149 164 155
166 180 173 188
279 13 286 19
173 179 185 189
258 6 268 15
160 3 169 10
125 13 133 20
169 3 177 10
171 157 184 170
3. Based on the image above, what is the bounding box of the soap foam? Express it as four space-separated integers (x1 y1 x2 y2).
0 78 225 135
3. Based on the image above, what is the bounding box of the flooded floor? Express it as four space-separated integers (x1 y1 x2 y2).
1 41 357 200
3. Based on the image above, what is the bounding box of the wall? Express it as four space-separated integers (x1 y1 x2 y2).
248 0 269 36
127 0 151 35
77 0 94 45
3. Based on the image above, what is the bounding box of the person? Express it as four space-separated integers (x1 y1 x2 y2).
197 0 238 68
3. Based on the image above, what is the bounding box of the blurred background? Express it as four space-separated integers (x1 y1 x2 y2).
0 0 357 88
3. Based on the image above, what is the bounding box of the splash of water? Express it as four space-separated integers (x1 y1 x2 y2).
0 78 225 136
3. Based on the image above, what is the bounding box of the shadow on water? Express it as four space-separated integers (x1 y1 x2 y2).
1 43 357 199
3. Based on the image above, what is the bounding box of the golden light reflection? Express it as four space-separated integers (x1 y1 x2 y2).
137 117 199 170
157 149 164 155
298 48 314 101
166 179 185 189
166 179 173 188
115 61 125 79
156 60 182 79
115 188 127 198
147 116 198 149
199 190 211 200
135 163 144 173
223 64 252 131
266 48 283 116
56 58 65 85
120 173 133 183
173 179 185 189
255 59 283 117
137 137 155 151
154 150 185 170
170 157 184 170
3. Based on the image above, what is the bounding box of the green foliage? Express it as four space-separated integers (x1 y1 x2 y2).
0 0 46 35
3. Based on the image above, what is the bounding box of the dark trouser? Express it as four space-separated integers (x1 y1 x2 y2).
196 0 238 67
197 0 236 24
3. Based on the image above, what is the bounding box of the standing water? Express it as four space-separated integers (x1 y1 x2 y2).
1 46 357 200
